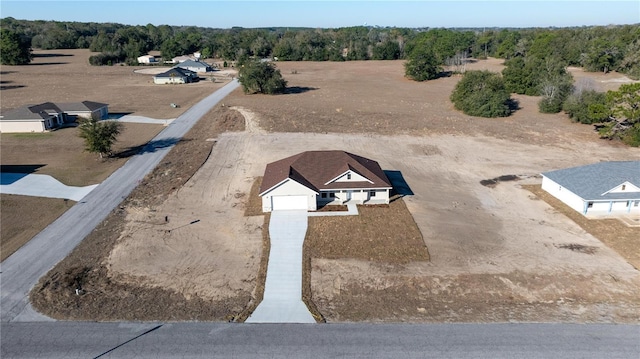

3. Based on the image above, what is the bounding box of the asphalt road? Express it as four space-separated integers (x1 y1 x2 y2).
0 79 240 322
1 322 638 358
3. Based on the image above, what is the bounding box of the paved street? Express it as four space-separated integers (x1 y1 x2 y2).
0 80 240 322
1 322 638 359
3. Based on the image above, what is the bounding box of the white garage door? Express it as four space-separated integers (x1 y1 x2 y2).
272 195 308 210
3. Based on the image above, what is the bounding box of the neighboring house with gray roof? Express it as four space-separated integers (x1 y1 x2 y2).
541 161 640 216
173 59 213 73
259 150 392 212
0 101 109 133
153 67 198 84
57 101 109 121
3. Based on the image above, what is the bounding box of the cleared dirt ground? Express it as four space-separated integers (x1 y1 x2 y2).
15 56 640 322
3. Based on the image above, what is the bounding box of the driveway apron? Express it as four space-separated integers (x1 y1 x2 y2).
246 210 315 323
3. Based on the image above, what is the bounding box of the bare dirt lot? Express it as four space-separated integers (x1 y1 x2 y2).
19 57 640 322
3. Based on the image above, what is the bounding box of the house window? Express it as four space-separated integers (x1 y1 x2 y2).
370 190 376 197
321 193 327 198
329 192 335 198
621 184 626 191
588 202 593 208
634 201 639 207
347 173 351 180
558 186 562 191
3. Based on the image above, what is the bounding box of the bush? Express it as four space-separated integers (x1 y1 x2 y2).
450 70 512 118
238 60 287 94
562 90 609 124
404 46 440 82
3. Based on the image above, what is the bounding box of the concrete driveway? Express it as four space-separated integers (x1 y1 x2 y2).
246 210 316 323
0 173 97 202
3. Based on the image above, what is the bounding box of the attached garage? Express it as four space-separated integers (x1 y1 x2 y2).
271 195 308 211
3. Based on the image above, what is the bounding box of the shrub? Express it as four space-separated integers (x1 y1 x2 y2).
562 90 609 124
450 70 512 118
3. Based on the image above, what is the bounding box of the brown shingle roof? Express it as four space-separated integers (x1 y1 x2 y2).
259 151 392 195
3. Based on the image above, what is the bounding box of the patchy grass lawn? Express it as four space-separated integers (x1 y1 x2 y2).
1 195 72 261
305 199 429 263
523 184 640 269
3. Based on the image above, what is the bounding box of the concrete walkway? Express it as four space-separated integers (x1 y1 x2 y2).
0 173 97 202
115 115 175 125
308 203 359 217
246 210 316 323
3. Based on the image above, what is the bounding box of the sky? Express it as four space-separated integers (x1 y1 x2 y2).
1 0 639 29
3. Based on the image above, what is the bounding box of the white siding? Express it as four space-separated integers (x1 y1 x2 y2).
607 182 640 193
261 179 316 212
334 171 371 183
154 77 187 84
541 176 586 213
0 121 45 133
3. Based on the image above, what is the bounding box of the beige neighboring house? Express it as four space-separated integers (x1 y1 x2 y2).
0 101 109 133
541 161 640 217
259 150 393 212
137 54 157 64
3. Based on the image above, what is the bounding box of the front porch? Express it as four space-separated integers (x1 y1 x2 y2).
317 188 390 206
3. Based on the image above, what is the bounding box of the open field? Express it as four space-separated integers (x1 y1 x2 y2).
0 49 230 118
14 57 640 322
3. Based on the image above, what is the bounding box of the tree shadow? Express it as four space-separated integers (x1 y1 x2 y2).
0 71 17 75
112 137 184 158
384 170 414 202
28 62 69 66
32 53 74 58
0 84 25 90
283 86 317 95
507 98 521 113
436 71 453 79
0 164 46 184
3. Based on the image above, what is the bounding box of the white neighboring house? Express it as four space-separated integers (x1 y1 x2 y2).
137 54 157 64
153 68 198 84
0 101 109 133
173 59 213 73
541 161 640 217
259 150 393 212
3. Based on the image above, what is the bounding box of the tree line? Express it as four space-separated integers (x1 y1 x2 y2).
1 17 638 77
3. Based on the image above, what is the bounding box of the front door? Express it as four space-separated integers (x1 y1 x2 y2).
346 190 352 202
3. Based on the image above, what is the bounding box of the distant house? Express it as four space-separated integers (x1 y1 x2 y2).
137 55 157 64
0 101 109 133
541 161 640 216
259 150 392 212
171 55 194 64
153 67 199 84
173 59 213 73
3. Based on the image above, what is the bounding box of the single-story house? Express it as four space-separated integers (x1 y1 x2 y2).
57 101 109 121
259 150 393 212
0 101 109 133
137 54 157 64
153 67 199 84
0 102 65 133
173 59 213 73
541 161 640 216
